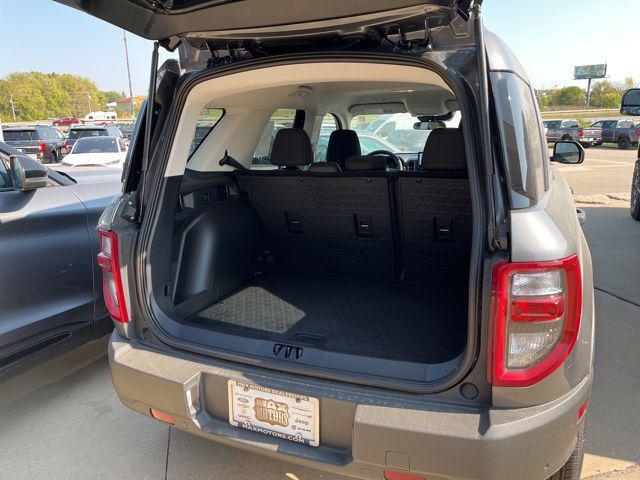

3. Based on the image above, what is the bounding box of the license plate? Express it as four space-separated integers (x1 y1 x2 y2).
228 380 320 447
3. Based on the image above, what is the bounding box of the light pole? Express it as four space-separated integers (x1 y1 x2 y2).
9 94 16 122
87 94 92 113
123 30 136 119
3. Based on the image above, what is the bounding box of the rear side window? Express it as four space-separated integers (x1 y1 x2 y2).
188 108 225 156
252 109 297 169
315 114 340 162
491 72 547 209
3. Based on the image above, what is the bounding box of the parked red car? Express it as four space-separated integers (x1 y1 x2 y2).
52 117 80 127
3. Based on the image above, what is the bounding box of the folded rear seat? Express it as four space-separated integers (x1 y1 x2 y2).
238 129 396 278
395 128 472 284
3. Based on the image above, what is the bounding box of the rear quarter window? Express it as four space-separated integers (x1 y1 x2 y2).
491 72 547 209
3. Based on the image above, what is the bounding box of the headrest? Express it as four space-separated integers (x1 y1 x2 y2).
345 155 387 171
307 162 341 174
270 128 313 167
326 130 361 169
421 128 467 171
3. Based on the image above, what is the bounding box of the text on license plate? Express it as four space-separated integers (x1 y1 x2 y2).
227 380 320 447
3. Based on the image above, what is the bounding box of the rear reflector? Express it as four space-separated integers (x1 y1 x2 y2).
97 228 129 323
384 471 425 480
577 401 588 422
150 409 175 425
490 255 582 387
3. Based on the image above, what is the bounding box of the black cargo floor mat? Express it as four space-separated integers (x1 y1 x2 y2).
195 271 468 364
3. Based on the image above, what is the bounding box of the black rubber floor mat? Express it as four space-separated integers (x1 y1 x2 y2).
196 270 467 364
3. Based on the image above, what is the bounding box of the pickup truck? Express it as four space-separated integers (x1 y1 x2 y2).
589 119 640 149
543 119 602 147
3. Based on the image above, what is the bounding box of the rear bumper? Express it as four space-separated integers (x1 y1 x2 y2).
109 331 592 480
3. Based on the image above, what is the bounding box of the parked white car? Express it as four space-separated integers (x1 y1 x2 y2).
61 136 127 167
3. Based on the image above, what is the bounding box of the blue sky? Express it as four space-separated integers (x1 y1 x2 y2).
1 0 639 95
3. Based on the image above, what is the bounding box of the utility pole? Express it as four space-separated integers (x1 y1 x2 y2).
123 30 136 119
87 93 92 113
585 78 592 107
9 94 16 122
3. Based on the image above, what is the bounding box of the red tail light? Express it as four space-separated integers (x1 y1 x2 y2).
577 129 584 137
63 140 70 149
97 229 129 323
635 130 640 137
38 141 47 153
489 255 582 387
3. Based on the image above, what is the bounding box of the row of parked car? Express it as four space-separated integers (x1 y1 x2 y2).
543 118 640 149
0 122 133 167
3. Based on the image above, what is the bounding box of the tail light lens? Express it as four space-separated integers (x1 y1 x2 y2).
635 130 640 137
63 140 70 149
490 255 581 387
38 141 47 152
97 229 129 323
577 129 584 137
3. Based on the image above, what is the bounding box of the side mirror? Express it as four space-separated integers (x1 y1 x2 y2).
9 155 49 191
551 141 584 164
621 88 640 116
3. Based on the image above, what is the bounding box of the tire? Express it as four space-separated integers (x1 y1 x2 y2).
631 161 640 221
618 136 631 150
562 135 572 141
547 422 586 480
49 150 58 164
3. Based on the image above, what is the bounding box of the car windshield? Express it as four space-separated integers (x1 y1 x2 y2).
350 112 461 153
72 137 119 154
68 129 106 140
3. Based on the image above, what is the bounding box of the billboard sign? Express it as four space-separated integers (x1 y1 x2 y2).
574 64 607 80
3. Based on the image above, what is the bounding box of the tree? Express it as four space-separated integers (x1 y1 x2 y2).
589 80 622 108
0 71 108 121
556 86 585 106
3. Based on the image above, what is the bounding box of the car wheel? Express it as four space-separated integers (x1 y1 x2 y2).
631 161 640 221
50 150 58 164
618 136 631 150
562 135 572 141
547 422 585 480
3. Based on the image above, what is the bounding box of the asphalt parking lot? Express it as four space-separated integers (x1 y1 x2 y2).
0 146 638 480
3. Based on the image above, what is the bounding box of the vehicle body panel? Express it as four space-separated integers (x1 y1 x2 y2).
54 0 473 41
0 141 121 378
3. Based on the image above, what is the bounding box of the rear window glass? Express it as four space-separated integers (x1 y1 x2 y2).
252 109 297 169
68 129 106 140
349 113 459 155
189 108 225 156
4 130 36 141
543 121 561 129
72 137 119 154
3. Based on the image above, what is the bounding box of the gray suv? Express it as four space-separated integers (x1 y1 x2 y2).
59 1 594 480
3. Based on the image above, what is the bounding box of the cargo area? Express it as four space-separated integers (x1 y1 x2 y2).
143 65 476 386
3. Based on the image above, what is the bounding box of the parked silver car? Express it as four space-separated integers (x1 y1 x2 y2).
59 1 594 479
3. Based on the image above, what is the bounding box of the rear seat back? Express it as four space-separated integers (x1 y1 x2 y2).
239 130 396 278
396 128 472 284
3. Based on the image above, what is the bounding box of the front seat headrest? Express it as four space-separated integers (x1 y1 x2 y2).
345 155 387 171
326 130 361 169
420 128 467 171
308 162 341 174
270 128 313 168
